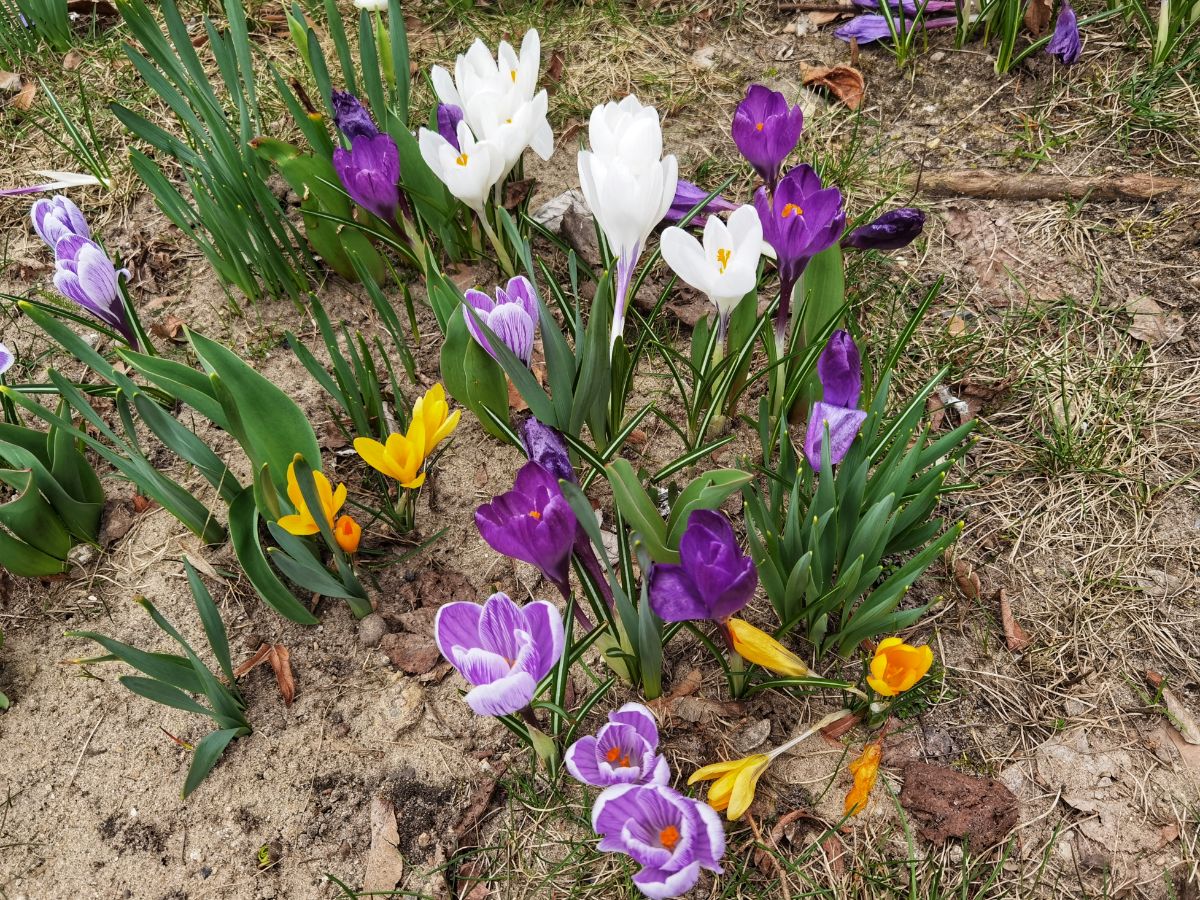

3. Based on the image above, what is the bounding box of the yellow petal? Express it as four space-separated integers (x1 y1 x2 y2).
276 514 318 536
400 471 426 490
285 460 304 512
705 770 737 812
334 515 361 554
727 756 770 820
328 480 347 520
688 758 746 784
728 618 809 677
876 637 904 652
355 437 402 481
428 408 461 453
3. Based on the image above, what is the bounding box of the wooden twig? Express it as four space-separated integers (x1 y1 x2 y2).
778 0 856 9
903 169 1200 203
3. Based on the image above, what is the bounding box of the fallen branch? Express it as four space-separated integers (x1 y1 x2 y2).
778 0 856 9
904 169 1200 203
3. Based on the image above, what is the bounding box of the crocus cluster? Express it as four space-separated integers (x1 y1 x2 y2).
434 591 565 716
277 460 361 554
420 29 553 213
804 330 868 470
464 275 538 366
354 384 461 490
31 196 137 348
331 92 407 227
566 703 725 898
578 95 679 349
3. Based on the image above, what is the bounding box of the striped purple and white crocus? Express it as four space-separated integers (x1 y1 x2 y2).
464 275 538 367
565 703 670 788
0 342 13 376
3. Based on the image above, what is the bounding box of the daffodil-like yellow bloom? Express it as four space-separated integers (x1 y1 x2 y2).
277 460 347 536
844 740 882 816
866 637 934 697
727 618 809 677
410 383 461 458
688 754 771 821
334 515 361 554
354 432 427 488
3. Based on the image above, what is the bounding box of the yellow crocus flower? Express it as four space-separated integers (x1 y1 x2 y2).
409 383 461 458
334 515 362 554
866 637 933 697
727 618 809 677
277 460 347 536
353 432 427 488
688 754 771 821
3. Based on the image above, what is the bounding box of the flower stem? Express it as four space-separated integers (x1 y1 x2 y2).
477 210 514 276
768 709 855 761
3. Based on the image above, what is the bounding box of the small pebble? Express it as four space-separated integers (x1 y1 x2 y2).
931 50 946 62
357 613 389 648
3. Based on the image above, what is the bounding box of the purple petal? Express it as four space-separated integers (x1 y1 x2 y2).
518 599 565 681
632 863 701 900
437 103 465 149
647 564 708 623
592 783 645 844
521 418 576 485
648 754 671 786
487 302 536 367
477 592 525 660
0 342 13 376
464 669 537 716
454 646 511 685
435 601 484 660
804 402 869 469
663 179 738 227
565 736 605 785
32 195 90 248
1047 0 1081 64
608 702 660 750
331 90 380 141
688 799 726 870
817 330 862 408
842 207 925 251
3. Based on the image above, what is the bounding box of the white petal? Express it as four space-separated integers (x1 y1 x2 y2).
659 227 712 295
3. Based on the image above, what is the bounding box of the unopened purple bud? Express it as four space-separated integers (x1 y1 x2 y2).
662 178 738 227
31 195 90 249
1046 1 1081 65
842 208 925 251
436 103 465 151
332 134 401 223
521 417 576 486
331 90 379 141
464 275 539 367
52 235 136 348
648 509 757 624
803 330 867 469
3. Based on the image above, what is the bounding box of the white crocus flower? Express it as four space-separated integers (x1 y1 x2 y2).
353 0 388 9
418 122 504 213
660 205 763 339
430 30 553 169
577 95 678 348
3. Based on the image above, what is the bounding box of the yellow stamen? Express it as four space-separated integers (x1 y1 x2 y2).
511 69 518 81
529 509 542 520
755 122 764 131
455 152 469 167
659 825 680 850
782 203 803 218
716 247 731 274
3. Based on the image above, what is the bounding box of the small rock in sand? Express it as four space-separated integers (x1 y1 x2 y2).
358 613 389 648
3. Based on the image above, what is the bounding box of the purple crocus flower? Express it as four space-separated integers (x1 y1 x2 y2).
464 275 538 367
566 702 670 788
331 90 380 141
804 330 868 469
476 461 578 598
332 134 402 224
521 417 575 485
1046 1 1081 65
852 0 958 14
835 13 957 43
842 208 926 251
592 783 725 899
31 195 90 248
0 342 13 376
754 164 845 347
648 509 757 624
436 103 465 151
731 85 804 192
434 592 565 717
52 235 136 347
662 179 737 228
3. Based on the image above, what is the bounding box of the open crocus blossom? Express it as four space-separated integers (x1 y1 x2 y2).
464 275 539 366
592 783 725 899
418 121 505 213
475 461 578 597
660 204 763 340
0 342 13 376
866 637 934 696
333 133 402 225
754 164 845 347
577 95 678 348
1047 0 1081 65
844 740 883 815
726 618 810 677
430 29 554 176
52 234 137 347
31 195 90 248
353 431 426 488
334 515 362 554
648 509 757 624
842 207 926 251
409 383 461 459
565 702 670 788
662 178 737 227
277 460 348 536
331 90 379 141
731 85 804 191
804 330 868 469
434 591 565 716
835 13 957 43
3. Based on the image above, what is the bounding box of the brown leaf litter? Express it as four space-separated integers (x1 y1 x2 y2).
802 64 865 110
900 761 1019 847
235 643 297 706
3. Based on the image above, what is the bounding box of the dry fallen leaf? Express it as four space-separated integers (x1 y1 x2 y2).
1146 671 1200 744
150 314 187 343
502 177 535 210
235 643 297 706
951 558 981 601
820 711 862 740
998 588 1032 652
363 797 405 893
11 81 36 110
946 314 969 337
0 71 21 92
131 494 155 513
753 810 845 878
546 49 565 84
1024 0 1052 34
809 10 843 25
454 767 505 841
1126 296 1186 345
62 49 84 71
802 64 865 111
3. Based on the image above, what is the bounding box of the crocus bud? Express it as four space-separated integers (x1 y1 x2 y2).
662 178 737 227
731 85 804 191
521 417 576 485
334 515 362 554
31 195 90 248
331 90 380 141
464 275 538 367
1046 0 1081 65
804 330 868 469
332 134 402 224
436 103 464 151
842 208 925 251
52 235 136 348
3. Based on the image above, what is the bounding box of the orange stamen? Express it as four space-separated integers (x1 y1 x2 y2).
781 203 804 218
606 746 621 762
529 510 542 520
755 122 764 131
659 825 680 850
